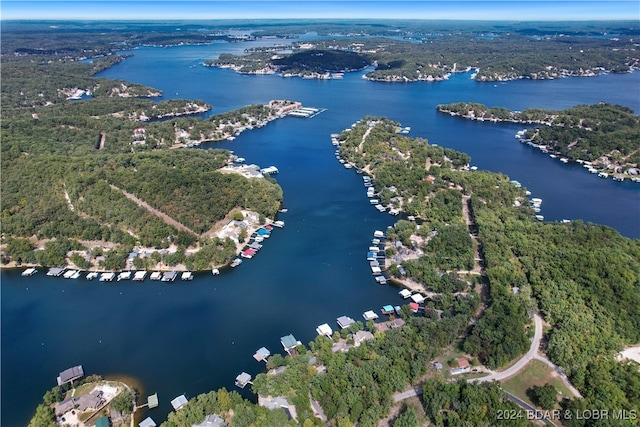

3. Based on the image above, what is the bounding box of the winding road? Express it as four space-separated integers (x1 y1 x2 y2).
393 313 581 404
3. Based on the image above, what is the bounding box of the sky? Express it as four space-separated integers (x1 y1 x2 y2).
1 1 639 21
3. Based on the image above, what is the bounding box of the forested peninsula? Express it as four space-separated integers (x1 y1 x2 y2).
437 102 640 179
333 117 640 424
1 28 300 272
206 26 639 81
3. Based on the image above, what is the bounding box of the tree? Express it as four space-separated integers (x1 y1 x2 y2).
527 384 557 410
111 390 134 414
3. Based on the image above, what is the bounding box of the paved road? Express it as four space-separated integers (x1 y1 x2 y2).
471 313 543 383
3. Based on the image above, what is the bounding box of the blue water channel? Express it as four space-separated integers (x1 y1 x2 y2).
2 38 639 426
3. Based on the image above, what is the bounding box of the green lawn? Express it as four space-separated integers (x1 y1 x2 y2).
501 360 573 409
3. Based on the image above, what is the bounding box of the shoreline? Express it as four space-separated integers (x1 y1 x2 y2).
0 215 284 275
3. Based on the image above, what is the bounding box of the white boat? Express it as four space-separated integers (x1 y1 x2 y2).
150 272 162 280
86 272 99 280
117 271 132 281
231 258 242 267
63 270 77 279
535 215 545 221
273 220 285 228
211 268 220 275
373 230 385 238
70 270 81 279
181 272 193 280
560 158 569 163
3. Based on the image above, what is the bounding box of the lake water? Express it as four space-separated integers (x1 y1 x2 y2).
2 38 639 426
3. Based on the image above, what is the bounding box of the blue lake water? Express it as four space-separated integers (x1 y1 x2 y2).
2 38 639 426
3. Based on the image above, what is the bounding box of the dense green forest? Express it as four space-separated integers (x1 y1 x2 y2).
437 102 640 172
337 117 640 425
1 27 288 271
206 29 638 81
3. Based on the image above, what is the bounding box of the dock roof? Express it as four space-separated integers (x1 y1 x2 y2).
253 347 271 361
410 294 425 304
280 334 299 350
316 323 333 336
171 394 188 411
337 316 355 329
147 393 158 408
57 365 84 385
363 310 379 321
139 417 157 427
236 372 252 384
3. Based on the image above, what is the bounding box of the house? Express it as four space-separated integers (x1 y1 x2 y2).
192 414 226 427
57 365 84 386
450 358 471 375
76 390 104 411
353 330 374 347
258 395 297 421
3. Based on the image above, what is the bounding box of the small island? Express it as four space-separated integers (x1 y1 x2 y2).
437 102 640 180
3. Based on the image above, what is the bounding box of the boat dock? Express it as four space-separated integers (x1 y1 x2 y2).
316 323 333 337
253 347 271 362
235 372 252 389
21 268 37 276
181 272 193 281
47 267 65 277
133 271 147 281
161 271 177 282
288 107 326 118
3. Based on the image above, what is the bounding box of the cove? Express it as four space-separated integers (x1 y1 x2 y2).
2 39 639 427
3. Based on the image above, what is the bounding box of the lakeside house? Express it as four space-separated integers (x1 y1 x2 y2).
192 414 226 427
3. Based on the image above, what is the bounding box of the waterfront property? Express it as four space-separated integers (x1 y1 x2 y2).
57 365 84 386
192 415 226 427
